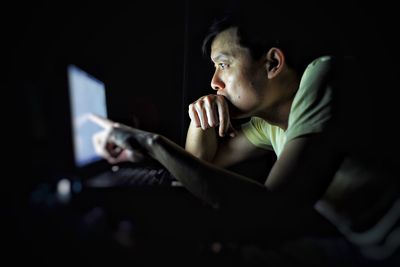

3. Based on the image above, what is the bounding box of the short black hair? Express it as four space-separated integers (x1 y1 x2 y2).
202 1 341 74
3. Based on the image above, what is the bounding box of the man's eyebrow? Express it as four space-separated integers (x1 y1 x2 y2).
211 53 232 62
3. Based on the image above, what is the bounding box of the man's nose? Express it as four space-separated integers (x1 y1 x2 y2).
211 71 225 91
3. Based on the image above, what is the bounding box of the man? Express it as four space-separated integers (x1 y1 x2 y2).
90 2 399 264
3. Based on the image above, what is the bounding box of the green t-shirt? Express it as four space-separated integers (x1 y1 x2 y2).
242 56 333 158
240 56 400 257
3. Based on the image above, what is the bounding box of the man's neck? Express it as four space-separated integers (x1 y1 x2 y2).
259 69 300 130
259 99 293 130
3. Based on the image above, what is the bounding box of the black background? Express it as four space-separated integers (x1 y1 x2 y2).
3 0 399 265
5 0 399 186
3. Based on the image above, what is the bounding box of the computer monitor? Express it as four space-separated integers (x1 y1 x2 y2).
67 64 108 168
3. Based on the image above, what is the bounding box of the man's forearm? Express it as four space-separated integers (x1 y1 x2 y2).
125 132 313 241
185 121 218 162
150 134 268 209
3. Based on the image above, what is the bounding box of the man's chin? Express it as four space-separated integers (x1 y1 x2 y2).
228 105 246 119
225 98 248 119
231 113 248 120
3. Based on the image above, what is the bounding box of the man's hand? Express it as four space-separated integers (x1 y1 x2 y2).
88 114 146 164
188 94 236 137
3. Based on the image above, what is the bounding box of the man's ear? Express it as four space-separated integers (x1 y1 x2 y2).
265 48 285 79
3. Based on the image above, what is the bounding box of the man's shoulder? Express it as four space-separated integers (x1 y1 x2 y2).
302 55 334 77
300 55 333 82
305 55 359 72
309 55 333 66
300 55 362 91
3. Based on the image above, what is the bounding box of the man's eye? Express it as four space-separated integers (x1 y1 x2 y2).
219 63 228 70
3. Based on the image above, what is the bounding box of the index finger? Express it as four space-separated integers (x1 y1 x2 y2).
216 98 230 137
87 113 113 130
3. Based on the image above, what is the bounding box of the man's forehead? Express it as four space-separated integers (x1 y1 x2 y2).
211 52 232 62
211 27 241 60
211 28 238 49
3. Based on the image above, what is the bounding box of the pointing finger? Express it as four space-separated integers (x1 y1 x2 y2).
87 113 113 130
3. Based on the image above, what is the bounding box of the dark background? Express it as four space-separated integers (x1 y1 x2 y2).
6 0 399 188
4 0 399 265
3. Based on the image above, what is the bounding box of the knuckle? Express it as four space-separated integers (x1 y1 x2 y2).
203 124 211 130
195 101 203 109
188 104 196 113
216 94 225 101
203 97 211 106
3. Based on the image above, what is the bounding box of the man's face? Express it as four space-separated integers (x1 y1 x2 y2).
210 27 267 118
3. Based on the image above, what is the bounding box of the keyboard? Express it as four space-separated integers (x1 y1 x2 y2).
84 166 178 188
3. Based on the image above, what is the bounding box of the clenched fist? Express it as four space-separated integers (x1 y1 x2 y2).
188 94 236 137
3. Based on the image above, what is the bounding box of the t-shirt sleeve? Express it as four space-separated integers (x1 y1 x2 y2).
241 117 273 150
285 56 335 142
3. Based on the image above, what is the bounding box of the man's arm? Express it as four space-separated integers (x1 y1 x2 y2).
153 134 269 208
186 120 269 168
89 114 269 209
144 129 342 238
265 132 343 206
185 94 231 163
156 131 342 207
185 121 217 162
185 94 268 168
89 115 341 234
